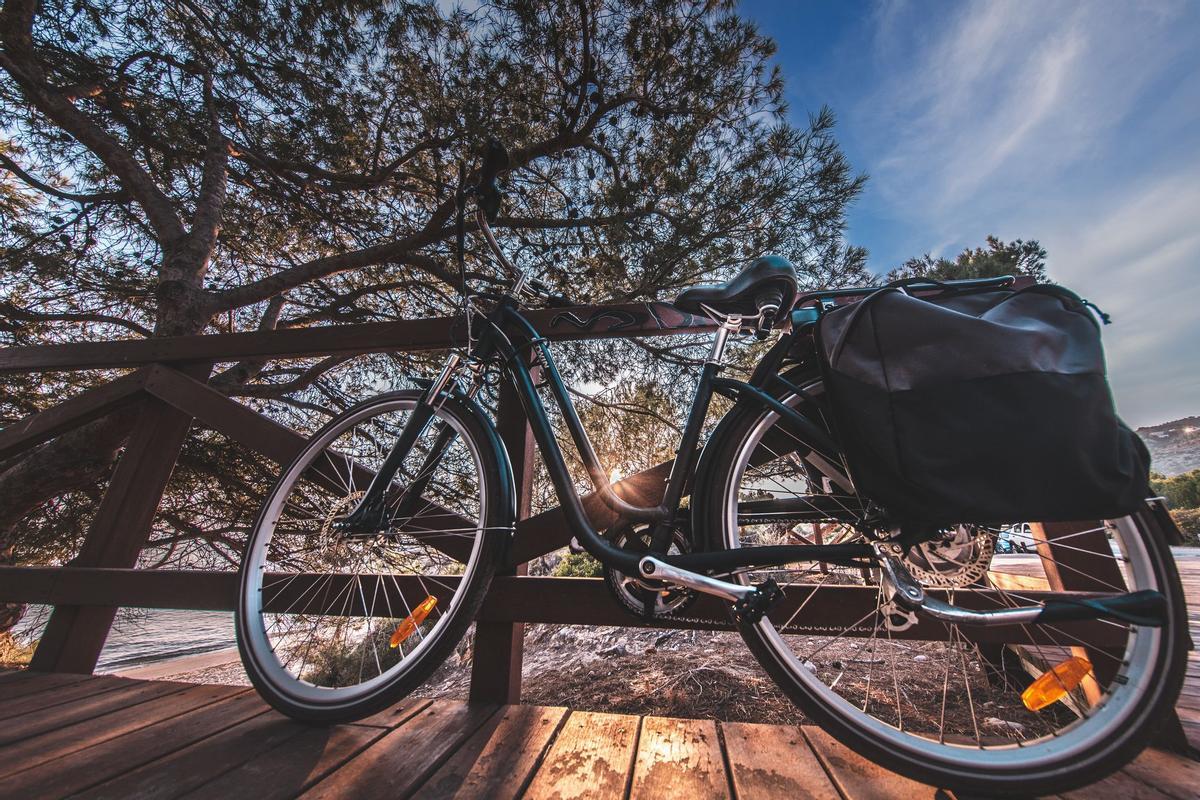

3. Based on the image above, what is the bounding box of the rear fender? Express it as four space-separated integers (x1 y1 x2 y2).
690 367 831 551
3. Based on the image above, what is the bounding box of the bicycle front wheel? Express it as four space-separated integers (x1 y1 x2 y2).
236 390 511 723
699 377 1188 796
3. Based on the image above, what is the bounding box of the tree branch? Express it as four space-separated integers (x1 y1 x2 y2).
0 0 186 245
0 151 129 204
0 301 152 336
173 70 227 279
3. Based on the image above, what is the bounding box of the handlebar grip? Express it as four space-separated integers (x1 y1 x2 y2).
478 138 510 188
476 138 509 223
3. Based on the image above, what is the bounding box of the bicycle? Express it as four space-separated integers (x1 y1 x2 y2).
236 140 1188 796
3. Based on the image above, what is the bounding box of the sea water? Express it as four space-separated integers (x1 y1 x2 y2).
14 605 235 672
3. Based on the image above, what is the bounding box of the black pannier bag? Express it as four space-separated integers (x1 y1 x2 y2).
815 281 1150 525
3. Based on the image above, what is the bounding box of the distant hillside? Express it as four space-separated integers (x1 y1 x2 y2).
1138 416 1200 476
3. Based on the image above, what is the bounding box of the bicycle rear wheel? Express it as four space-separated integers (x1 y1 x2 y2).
698 378 1188 796
236 390 511 723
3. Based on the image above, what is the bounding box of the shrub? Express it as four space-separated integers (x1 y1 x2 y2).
1151 469 1200 510
1170 508 1200 545
302 623 418 687
0 632 34 667
552 551 603 578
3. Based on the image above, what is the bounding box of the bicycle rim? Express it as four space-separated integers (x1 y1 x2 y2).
713 380 1185 788
238 393 497 711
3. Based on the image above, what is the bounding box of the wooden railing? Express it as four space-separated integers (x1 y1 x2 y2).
0 297 1178 744
0 301 724 694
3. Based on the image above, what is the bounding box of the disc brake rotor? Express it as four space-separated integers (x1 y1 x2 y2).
319 491 365 564
903 524 995 588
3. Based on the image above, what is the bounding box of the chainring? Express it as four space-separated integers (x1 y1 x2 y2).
602 522 698 619
903 524 995 588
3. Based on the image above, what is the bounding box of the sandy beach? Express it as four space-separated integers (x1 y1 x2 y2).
110 646 247 683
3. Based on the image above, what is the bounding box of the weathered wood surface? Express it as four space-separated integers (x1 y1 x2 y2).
0 302 713 374
1177 555 1200 753
0 673 1194 799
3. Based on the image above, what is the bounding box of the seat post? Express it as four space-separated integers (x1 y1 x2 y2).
706 313 741 364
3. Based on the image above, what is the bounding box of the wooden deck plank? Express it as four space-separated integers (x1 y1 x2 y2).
175 698 429 800
0 677 189 746
630 716 730 800
413 704 568 800
0 669 96 700
1061 770 1182 800
522 710 641 800
0 672 136 720
1116 748 1200 800
721 721 840 800
0 605 1195 800
0 682 244 780
0 668 32 683
802 726 943 800
0 688 261 796
299 700 498 800
179 724 386 800
349 694 433 729
74 709 312 799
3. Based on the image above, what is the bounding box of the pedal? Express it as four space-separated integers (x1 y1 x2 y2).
732 579 784 625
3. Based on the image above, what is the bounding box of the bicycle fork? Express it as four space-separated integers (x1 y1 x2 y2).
335 354 475 535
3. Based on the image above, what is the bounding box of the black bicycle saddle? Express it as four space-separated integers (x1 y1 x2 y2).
674 255 799 317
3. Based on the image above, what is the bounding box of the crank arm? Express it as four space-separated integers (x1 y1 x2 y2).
875 544 1167 628
639 556 755 603
638 556 784 624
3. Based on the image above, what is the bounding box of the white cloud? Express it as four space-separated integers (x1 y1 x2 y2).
848 0 1200 425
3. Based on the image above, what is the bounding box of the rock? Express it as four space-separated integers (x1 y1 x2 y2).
983 717 1026 735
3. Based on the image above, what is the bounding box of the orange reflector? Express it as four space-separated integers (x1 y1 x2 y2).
389 595 437 648
1021 655 1092 711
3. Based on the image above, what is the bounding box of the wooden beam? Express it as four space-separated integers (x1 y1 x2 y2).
0 368 147 461
0 566 1127 648
144 364 476 562
470 381 536 704
0 303 713 374
506 458 675 567
29 363 212 674
142 364 303 465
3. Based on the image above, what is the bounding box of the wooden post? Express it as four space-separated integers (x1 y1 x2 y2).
29 364 210 673
469 381 536 704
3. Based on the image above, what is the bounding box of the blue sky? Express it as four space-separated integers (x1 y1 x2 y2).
740 0 1200 427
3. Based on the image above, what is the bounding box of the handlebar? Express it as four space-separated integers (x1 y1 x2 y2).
462 137 572 307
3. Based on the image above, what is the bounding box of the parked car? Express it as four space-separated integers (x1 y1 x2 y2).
996 523 1034 554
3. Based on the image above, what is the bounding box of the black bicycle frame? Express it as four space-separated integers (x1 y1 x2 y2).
344 295 873 576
